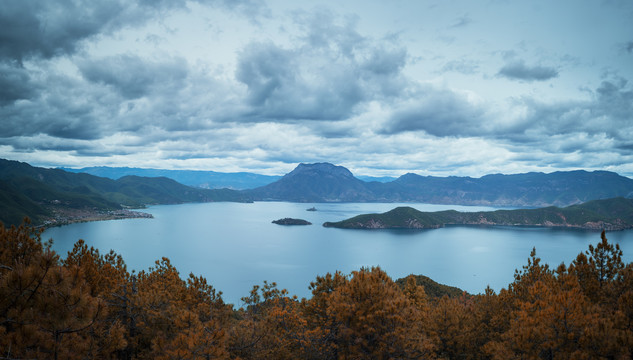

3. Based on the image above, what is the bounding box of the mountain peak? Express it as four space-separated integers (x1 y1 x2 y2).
250 162 372 202
287 162 355 179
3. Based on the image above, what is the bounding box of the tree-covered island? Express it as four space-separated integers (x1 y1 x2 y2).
272 218 312 225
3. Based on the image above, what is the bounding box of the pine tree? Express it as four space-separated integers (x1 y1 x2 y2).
0 219 102 359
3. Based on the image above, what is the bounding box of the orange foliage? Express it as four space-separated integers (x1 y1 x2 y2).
2 220 633 359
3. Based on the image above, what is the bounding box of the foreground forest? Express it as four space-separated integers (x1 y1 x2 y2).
2 220 633 359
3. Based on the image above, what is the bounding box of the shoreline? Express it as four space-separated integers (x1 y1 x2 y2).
323 221 632 232
38 207 153 229
322 202 633 232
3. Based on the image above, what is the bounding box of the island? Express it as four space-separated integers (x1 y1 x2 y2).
306 207 317 211
322 197 633 231
272 218 312 225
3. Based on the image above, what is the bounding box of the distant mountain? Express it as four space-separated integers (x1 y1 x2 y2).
0 159 251 227
376 171 633 207
5 159 633 226
251 163 633 207
60 166 281 190
356 175 397 183
248 163 376 202
323 197 633 231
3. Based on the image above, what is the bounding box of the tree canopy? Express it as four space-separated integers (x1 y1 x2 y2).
2 220 632 359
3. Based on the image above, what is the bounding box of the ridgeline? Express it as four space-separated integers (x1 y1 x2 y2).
248 162 633 207
3 159 633 228
323 197 633 231
0 159 251 227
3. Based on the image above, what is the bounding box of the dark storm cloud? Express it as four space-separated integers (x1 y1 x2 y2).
361 46 408 76
497 60 559 82
0 62 37 105
1 1 157 62
616 142 633 154
0 64 142 141
235 41 365 121
0 0 255 63
507 78 633 144
0 0 240 145
79 55 189 99
0 0 103 62
235 10 408 122
595 78 633 121
382 76 633 145
0 54 233 144
382 87 486 136
236 43 294 108
0 86 109 140
0 136 94 153
0 0 256 107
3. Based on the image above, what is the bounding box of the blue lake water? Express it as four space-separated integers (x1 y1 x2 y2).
42 202 633 306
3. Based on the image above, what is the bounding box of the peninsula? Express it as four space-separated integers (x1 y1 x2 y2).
322 197 633 231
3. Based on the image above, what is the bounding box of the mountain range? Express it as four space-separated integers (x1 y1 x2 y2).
60 162 633 207
2 159 633 227
60 166 282 190
60 166 396 189
247 163 633 207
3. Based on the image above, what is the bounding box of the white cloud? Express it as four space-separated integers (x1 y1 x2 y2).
0 0 632 178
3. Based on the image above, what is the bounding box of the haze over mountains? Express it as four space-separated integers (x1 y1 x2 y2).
60 166 282 190
60 166 393 188
2 159 633 227
247 163 633 207
65 162 633 207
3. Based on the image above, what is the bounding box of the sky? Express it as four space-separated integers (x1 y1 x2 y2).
1 0 632 177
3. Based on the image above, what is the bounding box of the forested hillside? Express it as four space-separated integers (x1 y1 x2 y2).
2 220 632 359
4 159 633 227
324 197 633 231
0 159 251 227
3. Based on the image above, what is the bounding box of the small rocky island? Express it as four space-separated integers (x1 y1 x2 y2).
323 197 633 231
272 218 312 225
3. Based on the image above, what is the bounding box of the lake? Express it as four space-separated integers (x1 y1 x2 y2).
42 202 633 306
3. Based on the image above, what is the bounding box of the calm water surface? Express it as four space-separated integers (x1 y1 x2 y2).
43 202 633 305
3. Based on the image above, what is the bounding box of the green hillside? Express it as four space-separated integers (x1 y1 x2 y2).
323 197 633 231
322 206 447 229
395 274 465 300
0 159 251 227
0 179 50 226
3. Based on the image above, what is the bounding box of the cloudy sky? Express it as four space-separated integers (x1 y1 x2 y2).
1 0 632 177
